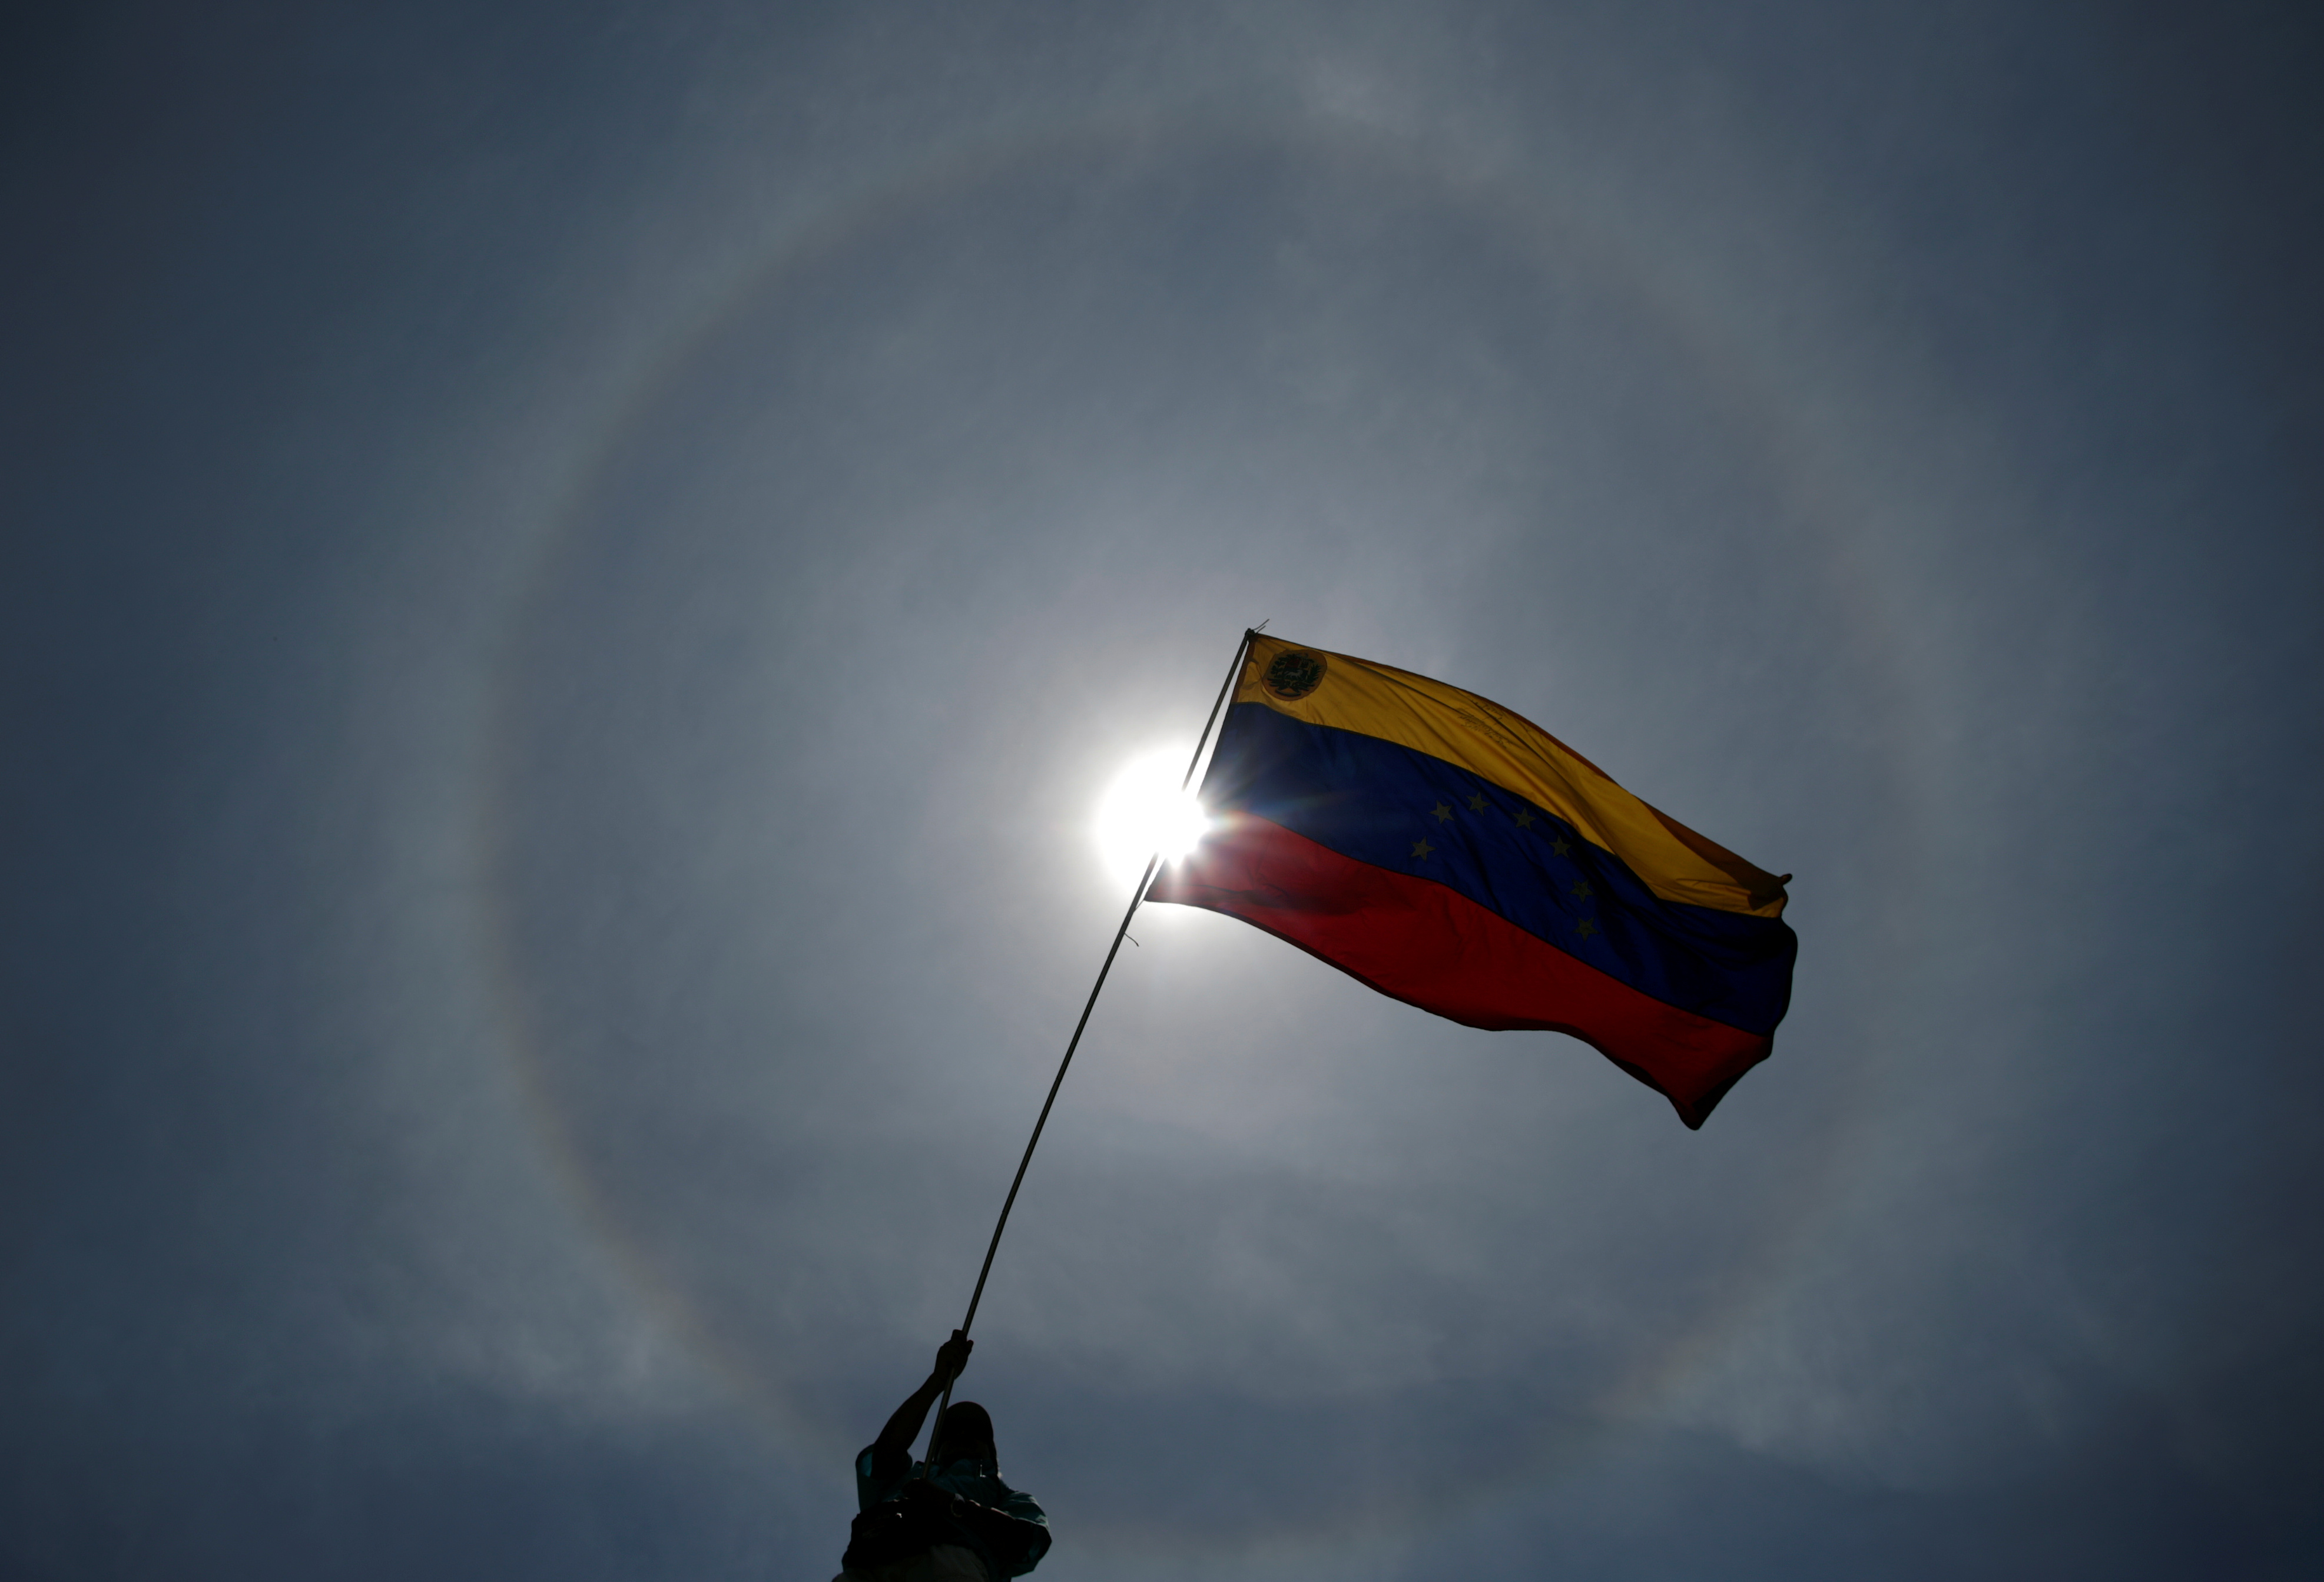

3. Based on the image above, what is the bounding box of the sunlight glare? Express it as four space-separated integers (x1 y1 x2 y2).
1092 749 1209 888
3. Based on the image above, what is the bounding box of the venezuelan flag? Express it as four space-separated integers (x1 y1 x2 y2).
1147 636 1796 1128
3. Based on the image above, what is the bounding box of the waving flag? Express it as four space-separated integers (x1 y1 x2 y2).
1147 636 1796 1127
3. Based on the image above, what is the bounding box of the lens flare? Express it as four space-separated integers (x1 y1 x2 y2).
1092 749 1209 888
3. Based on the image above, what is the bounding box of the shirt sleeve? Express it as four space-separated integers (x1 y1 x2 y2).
854 1444 910 1513
994 1488 1051 1576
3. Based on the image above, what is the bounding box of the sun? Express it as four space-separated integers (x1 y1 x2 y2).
1092 749 1210 888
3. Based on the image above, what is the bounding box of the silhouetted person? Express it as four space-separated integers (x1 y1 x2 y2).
836 1331 1050 1581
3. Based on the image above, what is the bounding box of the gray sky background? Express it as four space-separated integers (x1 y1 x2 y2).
6 3 2321 1578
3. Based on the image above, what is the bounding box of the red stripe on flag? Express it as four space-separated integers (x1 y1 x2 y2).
1148 815 1771 1129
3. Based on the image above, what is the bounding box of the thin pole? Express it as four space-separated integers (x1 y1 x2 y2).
922 626 1258 1466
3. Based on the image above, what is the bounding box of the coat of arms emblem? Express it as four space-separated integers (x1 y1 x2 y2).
1261 649 1328 701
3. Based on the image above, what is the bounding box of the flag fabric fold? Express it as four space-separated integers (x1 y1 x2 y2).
1146 636 1796 1128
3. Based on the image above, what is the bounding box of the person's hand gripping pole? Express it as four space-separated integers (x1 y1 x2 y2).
919 1330 974 1480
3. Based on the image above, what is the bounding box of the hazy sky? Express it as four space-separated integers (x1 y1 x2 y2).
6 4 2321 1578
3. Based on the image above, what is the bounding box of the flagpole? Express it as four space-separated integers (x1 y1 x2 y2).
921 626 1259 1467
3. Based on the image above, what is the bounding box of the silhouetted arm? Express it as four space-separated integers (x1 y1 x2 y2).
866 1331 973 1482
